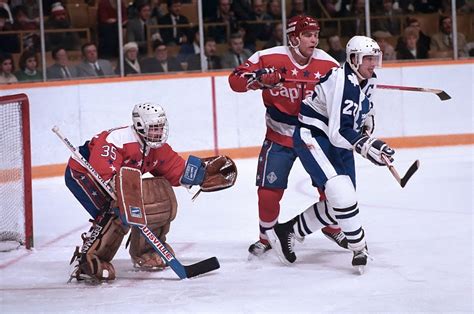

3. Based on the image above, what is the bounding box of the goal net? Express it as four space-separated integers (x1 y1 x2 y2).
0 93 33 250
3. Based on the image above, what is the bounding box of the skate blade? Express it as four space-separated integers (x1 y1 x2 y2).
266 230 293 266
355 265 365 275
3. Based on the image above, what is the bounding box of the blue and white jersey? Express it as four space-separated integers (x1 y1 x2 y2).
298 63 377 150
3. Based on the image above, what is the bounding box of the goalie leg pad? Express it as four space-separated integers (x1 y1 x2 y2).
129 177 177 269
72 213 130 281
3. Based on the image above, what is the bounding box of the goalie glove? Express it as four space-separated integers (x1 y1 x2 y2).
354 136 395 166
245 68 282 90
180 155 237 198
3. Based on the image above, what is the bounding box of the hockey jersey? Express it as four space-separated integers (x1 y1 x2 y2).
229 46 338 147
68 126 186 186
298 62 377 150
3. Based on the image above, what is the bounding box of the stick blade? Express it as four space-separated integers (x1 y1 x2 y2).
400 160 420 188
436 91 451 101
184 257 220 278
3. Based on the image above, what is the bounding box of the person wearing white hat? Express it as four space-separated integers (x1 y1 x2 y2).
116 41 143 76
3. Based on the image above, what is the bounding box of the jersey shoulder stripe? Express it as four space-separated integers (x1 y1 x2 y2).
105 126 137 149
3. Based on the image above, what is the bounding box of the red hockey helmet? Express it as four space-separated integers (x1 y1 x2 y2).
286 15 320 38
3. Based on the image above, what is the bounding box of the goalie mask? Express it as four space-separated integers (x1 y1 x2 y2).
346 36 382 80
132 103 169 149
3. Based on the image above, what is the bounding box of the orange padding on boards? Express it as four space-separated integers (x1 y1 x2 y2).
30 134 473 179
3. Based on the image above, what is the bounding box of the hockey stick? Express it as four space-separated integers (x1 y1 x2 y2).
281 78 451 101
381 154 420 188
51 126 220 279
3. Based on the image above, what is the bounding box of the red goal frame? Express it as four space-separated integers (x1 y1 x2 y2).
0 93 33 249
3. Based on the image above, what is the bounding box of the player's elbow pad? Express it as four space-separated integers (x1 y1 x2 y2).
179 155 205 187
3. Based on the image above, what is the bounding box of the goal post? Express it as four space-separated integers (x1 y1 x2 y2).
0 93 33 250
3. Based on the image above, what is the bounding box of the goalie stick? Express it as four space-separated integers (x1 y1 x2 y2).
280 78 451 101
51 126 220 279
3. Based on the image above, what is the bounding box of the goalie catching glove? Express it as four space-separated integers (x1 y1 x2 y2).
354 136 395 166
245 68 282 90
180 155 237 193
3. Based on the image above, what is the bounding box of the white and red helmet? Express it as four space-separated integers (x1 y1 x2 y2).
286 15 320 39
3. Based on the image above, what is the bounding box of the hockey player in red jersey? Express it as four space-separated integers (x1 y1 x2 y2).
228 15 348 257
65 103 236 282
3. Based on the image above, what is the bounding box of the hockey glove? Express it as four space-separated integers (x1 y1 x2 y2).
354 136 395 166
246 68 282 90
180 155 237 191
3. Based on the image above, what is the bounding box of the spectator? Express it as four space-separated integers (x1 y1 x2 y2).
397 17 430 59
126 2 161 55
0 0 13 24
221 33 252 69
97 0 128 58
45 2 81 51
373 30 396 60
186 37 222 71
0 53 18 84
12 5 39 52
47 47 78 80
430 15 468 58
158 0 190 45
267 0 282 19
326 35 346 63
231 0 252 20
323 0 351 17
341 0 366 37
15 50 42 82
263 22 283 49
206 0 239 44
288 0 306 18
396 26 425 60
76 42 115 78
414 0 442 13
141 40 183 73
177 27 200 66
116 41 143 76
247 0 273 42
0 8 20 53
372 0 402 36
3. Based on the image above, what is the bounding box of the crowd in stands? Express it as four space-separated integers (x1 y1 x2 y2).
0 0 473 84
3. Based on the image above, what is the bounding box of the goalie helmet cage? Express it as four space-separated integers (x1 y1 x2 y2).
0 93 33 250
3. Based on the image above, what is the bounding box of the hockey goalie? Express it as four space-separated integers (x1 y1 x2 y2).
64 103 237 282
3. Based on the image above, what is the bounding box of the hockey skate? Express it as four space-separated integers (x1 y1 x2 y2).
352 245 369 275
266 220 297 265
321 227 348 249
248 241 271 259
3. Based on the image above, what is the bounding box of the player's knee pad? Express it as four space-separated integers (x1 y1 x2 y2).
76 213 130 281
324 175 357 210
128 177 177 269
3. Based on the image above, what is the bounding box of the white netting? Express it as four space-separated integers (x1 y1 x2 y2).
0 100 26 248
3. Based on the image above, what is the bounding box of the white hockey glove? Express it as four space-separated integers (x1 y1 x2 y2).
245 68 282 90
362 113 375 136
354 136 395 166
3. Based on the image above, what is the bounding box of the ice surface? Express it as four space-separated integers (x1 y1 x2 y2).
1 145 472 313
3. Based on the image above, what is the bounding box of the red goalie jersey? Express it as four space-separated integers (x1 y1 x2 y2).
68 126 185 186
229 46 338 147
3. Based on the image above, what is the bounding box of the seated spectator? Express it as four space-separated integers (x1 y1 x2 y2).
76 42 115 78
126 2 161 56
323 0 350 17
116 41 143 76
263 22 283 49
45 2 81 51
373 30 396 60
0 8 20 53
341 0 366 37
414 0 442 13
141 40 183 73
247 0 273 42
221 33 253 69
396 26 425 59
158 0 190 45
206 0 239 44
396 16 430 59
231 0 252 20
0 53 18 84
15 50 42 82
98 0 128 58
430 15 468 58
267 0 282 19
372 0 402 36
288 0 306 18
326 35 346 63
47 47 78 80
177 27 200 67
0 0 13 24
11 5 39 52
186 37 222 71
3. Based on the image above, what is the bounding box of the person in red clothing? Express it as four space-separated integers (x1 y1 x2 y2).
228 15 348 258
66 103 229 282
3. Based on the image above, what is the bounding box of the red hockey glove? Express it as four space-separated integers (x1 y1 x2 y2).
246 68 282 90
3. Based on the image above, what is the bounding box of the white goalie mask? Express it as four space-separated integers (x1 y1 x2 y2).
346 36 382 79
132 103 169 149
